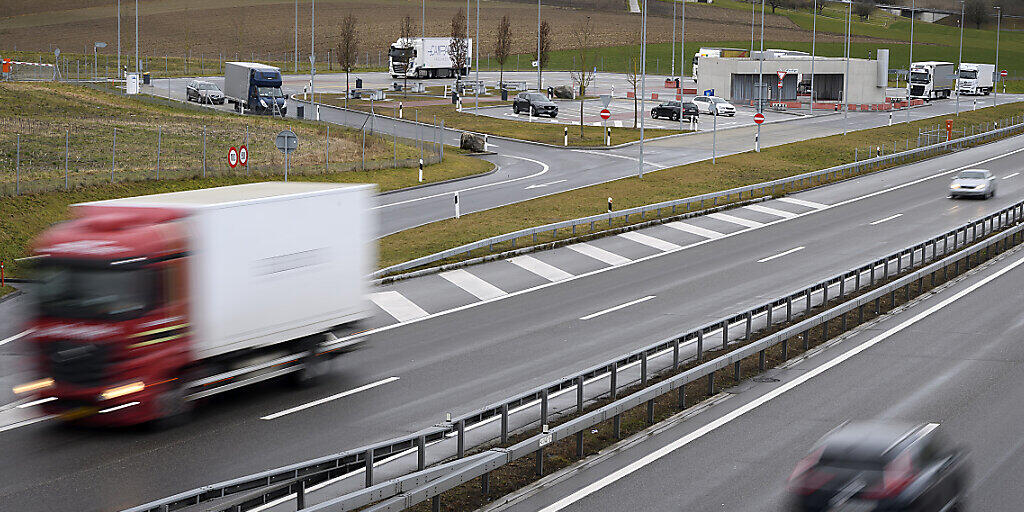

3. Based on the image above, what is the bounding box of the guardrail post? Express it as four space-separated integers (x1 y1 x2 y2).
673 338 680 370
432 495 441 512
296 480 306 510
537 389 548 475
610 362 618 400
823 280 830 305
875 296 881 315
883 257 890 280
803 330 810 350
766 303 774 328
577 377 585 457
364 448 374 488
500 403 509 444
897 251 903 274
418 436 426 470
646 396 655 425
707 371 715 395
786 297 793 322
855 267 861 291
805 289 812 314
733 360 741 383
782 335 789 359
858 303 865 325
458 419 465 458
678 383 687 409
722 321 729 349
697 331 704 362
870 261 876 286
745 311 753 340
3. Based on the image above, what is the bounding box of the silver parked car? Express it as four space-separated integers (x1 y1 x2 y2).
186 80 225 104
949 169 997 199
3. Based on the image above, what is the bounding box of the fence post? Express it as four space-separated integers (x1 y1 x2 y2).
326 125 330 172
156 126 161 179
202 126 207 177
64 129 69 190
15 134 20 195
244 125 249 176
111 128 116 183
361 125 366 170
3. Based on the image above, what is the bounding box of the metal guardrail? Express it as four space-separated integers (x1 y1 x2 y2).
304 200 1024 512
125 195 1024 512
373 114 1024 278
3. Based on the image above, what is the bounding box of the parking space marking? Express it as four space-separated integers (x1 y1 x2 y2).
370 292 429 323
708 212 764 228
618 231 682 252
744 204 799 219
569 243 632 266
777 197 829 209
509 255 574 282
439 269 507 300
664 221 725 239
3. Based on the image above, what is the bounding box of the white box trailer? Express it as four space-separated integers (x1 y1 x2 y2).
957 63 995 96
908 61 955 100
389 37 473 79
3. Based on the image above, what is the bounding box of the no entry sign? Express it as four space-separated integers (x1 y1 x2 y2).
600 108 611 120
228 147 238 168
239 145 248 166
754 112 765 125
1001 70 1008 77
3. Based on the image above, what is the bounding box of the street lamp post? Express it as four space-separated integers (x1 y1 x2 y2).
756 0 764 152
811 0 816 105
907 0 914 123
671 0 676 78
843 0 851 135
116 0 120 79
94 42 107 79
311 0 316 118
639 0 648 178
295 0 298 73
537 0 541 91
955 0 964 116
994 6 1001 107
475 0 479 108
134 0 139 74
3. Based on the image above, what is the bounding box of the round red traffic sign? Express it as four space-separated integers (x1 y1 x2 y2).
238 145 248 166
228 147 238 168
753 113 765 125
600 108 611 121
1001 70 1008 77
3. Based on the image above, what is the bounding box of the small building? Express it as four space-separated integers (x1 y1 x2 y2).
696 50 890 109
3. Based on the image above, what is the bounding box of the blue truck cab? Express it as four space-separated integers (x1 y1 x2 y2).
224 62 287 116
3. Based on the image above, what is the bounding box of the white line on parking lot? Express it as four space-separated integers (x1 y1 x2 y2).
1002 172 1019 180
260 377 400 420
870 213 904 225
757 246 805 263
580 296 656 320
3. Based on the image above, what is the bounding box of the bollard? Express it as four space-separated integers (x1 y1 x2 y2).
564 126 568 147
418 158 423 183
606 126 611 146
607 197 613 213
454 191 460 219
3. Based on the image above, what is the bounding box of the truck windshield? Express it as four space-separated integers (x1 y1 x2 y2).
35 264 155 320
257 87 284 98
959 70 977 79
910 71 930 84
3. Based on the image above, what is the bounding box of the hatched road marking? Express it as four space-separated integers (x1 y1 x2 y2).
664 221 725 239
619 231 682 252
370 291 429 323
569 243 632 266
509 256 574 282
777 197 829 209
439 269 507 300
708 212 764 228
745 204 799 219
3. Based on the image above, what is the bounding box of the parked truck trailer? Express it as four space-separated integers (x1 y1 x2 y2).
224 62 287 115
908 61 955 100
389 37 472 79
17 182 376 426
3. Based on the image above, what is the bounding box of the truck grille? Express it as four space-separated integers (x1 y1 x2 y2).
911 86 925 97
46 340 110 387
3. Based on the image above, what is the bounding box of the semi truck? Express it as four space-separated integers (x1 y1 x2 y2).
908 61 955 100
388 37 472 79
957 63 995 96
224 62 287 115
691 47 749 79
15 182 376 426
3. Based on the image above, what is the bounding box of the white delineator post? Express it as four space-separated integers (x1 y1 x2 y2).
454 191 461 219
419 158 424 182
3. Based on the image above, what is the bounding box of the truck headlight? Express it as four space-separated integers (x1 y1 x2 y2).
13 377 54 394
100 381 145 400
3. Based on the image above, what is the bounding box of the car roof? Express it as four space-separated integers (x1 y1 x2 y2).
818 422 935 462
958 168 989 174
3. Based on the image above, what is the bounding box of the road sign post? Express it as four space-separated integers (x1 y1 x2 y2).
753 112 764 152
275 130 299 181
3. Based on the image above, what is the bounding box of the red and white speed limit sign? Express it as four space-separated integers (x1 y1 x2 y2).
228 147 239 168
238 145 248 166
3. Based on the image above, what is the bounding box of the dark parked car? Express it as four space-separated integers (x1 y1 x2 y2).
512 92 558 118
651 101 698 121
186 80 225 104
787 422 968 512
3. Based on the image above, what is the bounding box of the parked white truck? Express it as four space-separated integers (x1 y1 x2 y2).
908 61 955 100
19 182 376 426
389 37 472 79
957 63 995 96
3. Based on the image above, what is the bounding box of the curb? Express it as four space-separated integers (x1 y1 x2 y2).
0 289 24 305
378 159 498 196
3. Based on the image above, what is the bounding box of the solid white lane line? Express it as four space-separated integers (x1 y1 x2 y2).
580 296 656 320
370 291 429 323
618 231 682 252
260 377 401 420
757 246 805 263
0 414 55 433
777 197 829 209
568 243 632 266
17 397 56 409
373 155 549 209
1002 172 1019 179
665 221 725 239
745 204 799 219
708 212 764 228
870 213 904 225
439 269 507 300
509 256 574 282
0 329 33 347
537 252 1024 512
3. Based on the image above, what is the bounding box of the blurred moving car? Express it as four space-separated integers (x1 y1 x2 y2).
186 80 225 104
651 101 699 121
787 422 968 512
512 92 558 118
949 169 997 199
692 95 736 116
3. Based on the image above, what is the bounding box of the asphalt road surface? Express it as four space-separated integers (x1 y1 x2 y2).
2 130 1023 511
501 229 1024 512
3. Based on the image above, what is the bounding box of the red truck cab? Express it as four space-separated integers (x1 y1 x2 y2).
23 205 193 425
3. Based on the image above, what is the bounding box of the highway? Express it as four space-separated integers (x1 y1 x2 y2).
142 72 1024 236
500 224 1024 512
1 129 1023 511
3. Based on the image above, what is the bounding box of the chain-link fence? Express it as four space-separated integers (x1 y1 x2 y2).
1 121 439 196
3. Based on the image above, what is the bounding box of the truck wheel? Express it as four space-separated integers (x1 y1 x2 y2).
233 102 241 113
150 377 193 430
289 337 329 387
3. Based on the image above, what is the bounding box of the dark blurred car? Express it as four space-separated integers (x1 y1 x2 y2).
651 101 698 121
787 422 968 511
512 92 558 118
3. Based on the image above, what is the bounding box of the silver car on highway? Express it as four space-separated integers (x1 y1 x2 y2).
949 169 996 199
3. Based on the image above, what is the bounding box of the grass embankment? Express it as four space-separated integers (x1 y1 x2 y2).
0 82 490 195
377 101 1024 269
317 94 684 147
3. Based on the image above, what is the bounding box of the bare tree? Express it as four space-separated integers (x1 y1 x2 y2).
538 20 551 90
494 15 513 93
766 0 785 13
400 15 416 94
853 0 874 20
337 14 358 108
569 17 597 137
964 0 989 28
625 54 640 128
449 8 469 88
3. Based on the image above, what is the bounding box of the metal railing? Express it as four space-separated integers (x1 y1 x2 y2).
124 195 1024 512
373 114 1024 278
